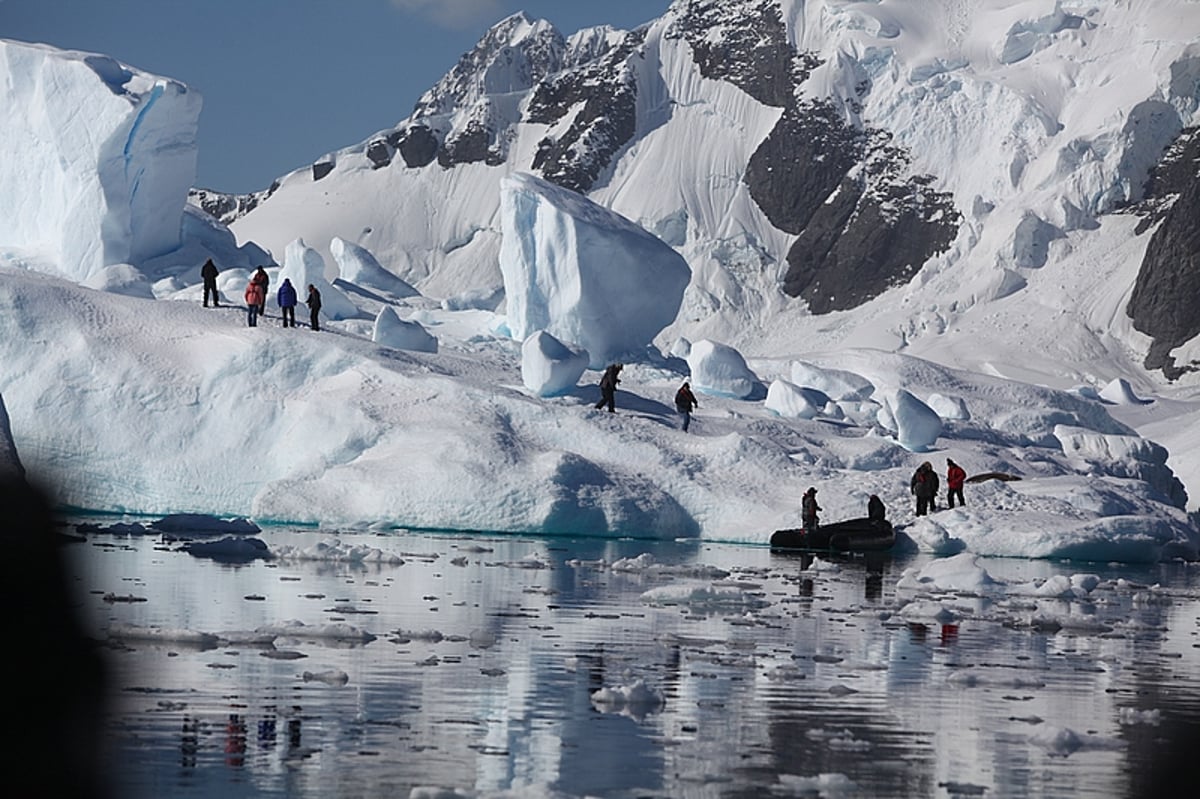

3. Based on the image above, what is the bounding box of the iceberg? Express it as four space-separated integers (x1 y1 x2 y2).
0 40 200 281
521 331 589 397
277 239 358 320
499 172 691 367
686 340 759 399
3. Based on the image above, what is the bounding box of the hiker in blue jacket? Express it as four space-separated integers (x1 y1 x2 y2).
277 279 298 328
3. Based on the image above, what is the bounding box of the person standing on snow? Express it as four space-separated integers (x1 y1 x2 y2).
306 284 322 331
250 267 270 317
201 258 220 308
910 461 939 516
801 487 821 533
244 280 265 327
594 363 623 413
277 279 298 328
946 458 967 508
675 381 698 432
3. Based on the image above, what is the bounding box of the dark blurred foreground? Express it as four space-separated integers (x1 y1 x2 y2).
1 476 112 799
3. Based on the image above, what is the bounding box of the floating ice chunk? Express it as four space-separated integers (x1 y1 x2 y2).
257 620 377 643
590 678 665 718
302 669 350 686
521 330 588 397
374 306 438 353
108 624 219 647
686 339 759 398
149 514 261 535
776 773 858 796
182 536 271 561
897 552 1000 594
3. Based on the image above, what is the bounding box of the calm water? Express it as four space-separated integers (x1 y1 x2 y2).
58 523 1200 799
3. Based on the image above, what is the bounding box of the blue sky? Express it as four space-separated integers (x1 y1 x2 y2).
2 0 671 194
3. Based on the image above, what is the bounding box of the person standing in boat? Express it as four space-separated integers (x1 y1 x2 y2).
946 458 967 508
801 487 821 533
868 494 886 522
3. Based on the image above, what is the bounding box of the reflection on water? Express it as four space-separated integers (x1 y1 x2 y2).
59 525 1200 798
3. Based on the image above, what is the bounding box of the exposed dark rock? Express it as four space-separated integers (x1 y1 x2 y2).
745 99 865 234
438 119 494 167
365 138 392 169
665 0 821 107
312 161 334 181
396 125 439 168
782 132 960 313
188 186 276 226
527 28 645 193
1127 128 1200 377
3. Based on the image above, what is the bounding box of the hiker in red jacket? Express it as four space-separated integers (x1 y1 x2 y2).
947 458 967 508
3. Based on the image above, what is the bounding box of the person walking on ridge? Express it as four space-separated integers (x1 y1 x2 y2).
277 278 298 328
910 461 939 516
201 258 220 307
594 363 622 413
675 381 698 432
946 458 967 508
306 284 322 331
244 280 264 327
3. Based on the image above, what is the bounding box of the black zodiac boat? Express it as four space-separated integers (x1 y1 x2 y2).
769 517 895 552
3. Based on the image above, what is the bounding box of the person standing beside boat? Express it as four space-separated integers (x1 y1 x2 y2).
946 458 967 508
801 487 821 533
910 461 939 516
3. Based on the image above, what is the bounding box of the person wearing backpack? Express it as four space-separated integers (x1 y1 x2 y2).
244 280 265 327
910 461 939 516
946 458 967 508
277 278 298 328
594 363 622 412
675 381 698 431
250 267 270 317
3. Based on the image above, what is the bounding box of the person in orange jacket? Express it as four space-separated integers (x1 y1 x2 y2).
244 280 265 327
946 458 967 508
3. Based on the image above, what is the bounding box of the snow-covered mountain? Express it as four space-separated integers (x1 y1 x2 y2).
216 0 1200 384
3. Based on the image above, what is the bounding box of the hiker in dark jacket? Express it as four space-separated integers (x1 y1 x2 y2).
868 494 886 522
801 487 821 532
910 461 939 516
946 458 967 508
306 284 322 331
277 279 298 328
675 381 698 432
594 363 623 413
201 258 220 307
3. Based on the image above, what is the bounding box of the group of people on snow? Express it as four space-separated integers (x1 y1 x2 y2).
799 458 966 532
199 260 322 330
592 363 700 434
909 458 967 515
